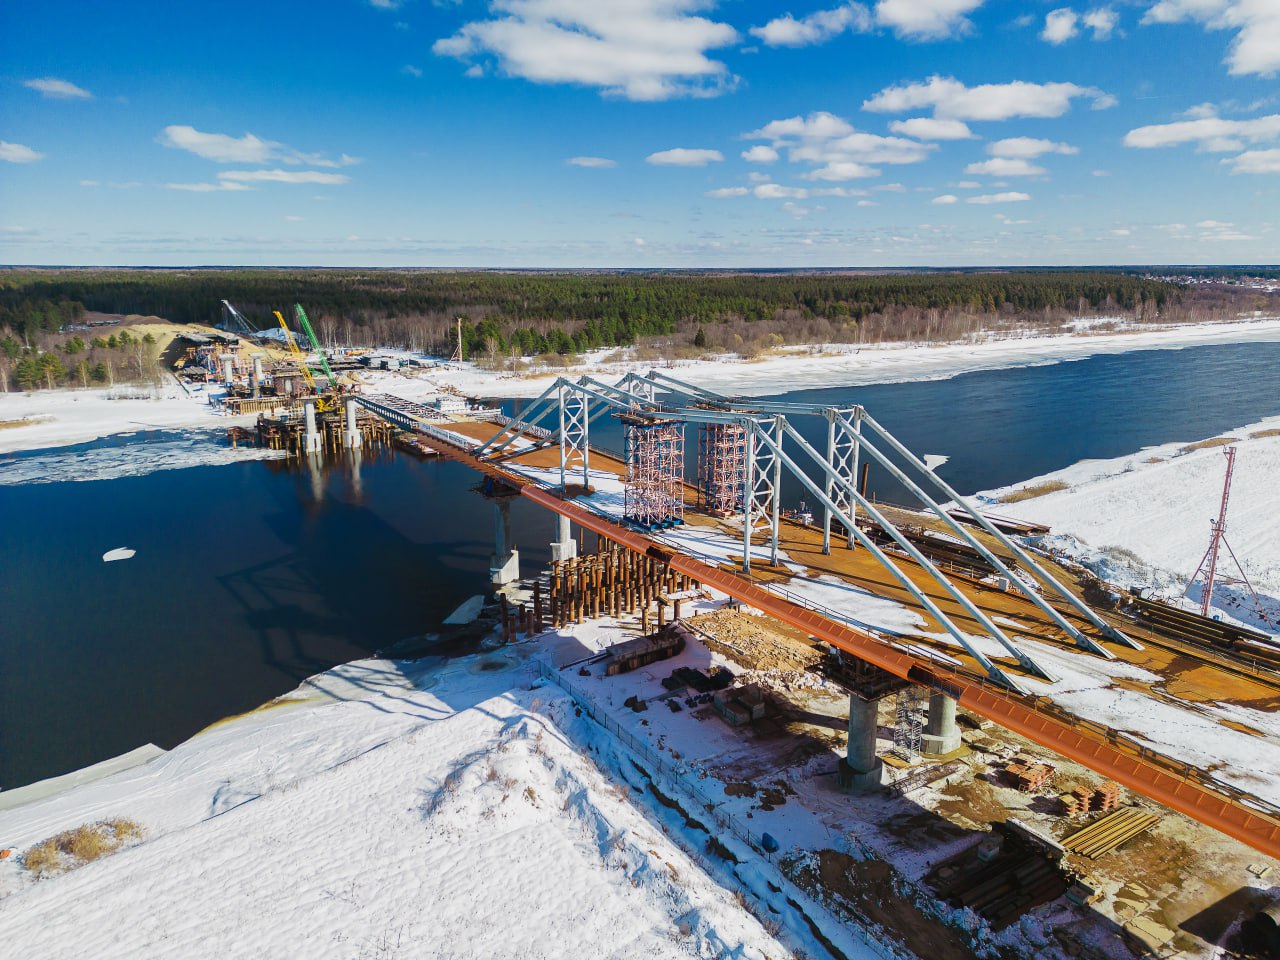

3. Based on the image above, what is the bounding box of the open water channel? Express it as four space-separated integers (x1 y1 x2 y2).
2 338 1279 790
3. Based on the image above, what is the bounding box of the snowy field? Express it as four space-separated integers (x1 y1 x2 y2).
0 655 797 959
980 413 1280 620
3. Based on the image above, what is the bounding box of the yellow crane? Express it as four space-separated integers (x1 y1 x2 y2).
273 309 336 411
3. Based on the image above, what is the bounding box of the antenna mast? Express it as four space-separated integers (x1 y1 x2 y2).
1183 447 1274 627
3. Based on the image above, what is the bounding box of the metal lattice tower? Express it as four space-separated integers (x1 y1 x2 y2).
697 422 747 515
622 415 685 529
823 410 861 552
893 686 924 760
558 383 590 490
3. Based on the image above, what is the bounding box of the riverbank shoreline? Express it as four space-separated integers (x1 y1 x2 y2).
3 315 1280 455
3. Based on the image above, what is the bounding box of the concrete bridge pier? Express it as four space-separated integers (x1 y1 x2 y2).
344 397 362 449
221 355 235 386
840 693 887 791
551 512 577 562
303 400 322 454
491 499 520 587
922 692 963 757
251 356 263 397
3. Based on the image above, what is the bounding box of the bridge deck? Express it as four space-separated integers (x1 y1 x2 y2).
384 409 1280 859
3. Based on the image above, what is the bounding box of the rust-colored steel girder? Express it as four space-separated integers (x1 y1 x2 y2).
429 433 1280 860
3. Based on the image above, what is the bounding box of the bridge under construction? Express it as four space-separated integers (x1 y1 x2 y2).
351 371 1280 862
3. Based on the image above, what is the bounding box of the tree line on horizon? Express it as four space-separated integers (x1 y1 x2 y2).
0 268 1184 362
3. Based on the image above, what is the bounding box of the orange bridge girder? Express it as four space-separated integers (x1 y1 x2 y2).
428 430 1280 861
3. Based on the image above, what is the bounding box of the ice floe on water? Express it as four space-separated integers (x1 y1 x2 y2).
0 431 287 486
102 547 136 562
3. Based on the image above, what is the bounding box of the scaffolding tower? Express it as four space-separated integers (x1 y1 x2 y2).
621 414 685 529
892 686 925 761
697 422 747 515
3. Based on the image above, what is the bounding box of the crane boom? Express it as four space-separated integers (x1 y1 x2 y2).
293 304 336 385
273 309 320 397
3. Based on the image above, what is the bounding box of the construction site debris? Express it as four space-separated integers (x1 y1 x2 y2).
603 622 688 676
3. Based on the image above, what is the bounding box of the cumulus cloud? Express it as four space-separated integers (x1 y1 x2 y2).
966 191 1031 203
750 3 871 46
965 157 1046 175
0 141 45 164
165 182 254 192
988 137 1079 157
874 0 986 40
23 77 94 100
646 147 723 166
1123 113 1280 150
433 0 740 101
932 193 959 203
887 117 976 139
741 145 780 163
754 183 809 198
863 75 1116 119
1223 148 1280 173
567 156 617 167
1083 7 1119 38
705 186 749 197
158 125 360 168
1042 8 1079 43
217 169 351 184
742 110 933 183
1142 0 1280 77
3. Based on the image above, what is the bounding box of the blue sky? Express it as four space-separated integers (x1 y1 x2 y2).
1 0 1277 266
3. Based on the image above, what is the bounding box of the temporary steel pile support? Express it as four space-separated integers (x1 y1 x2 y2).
545 539 695 631
696 422 747 515
622 416 685 529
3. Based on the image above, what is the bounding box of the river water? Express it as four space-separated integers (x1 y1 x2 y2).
3 339 1279 790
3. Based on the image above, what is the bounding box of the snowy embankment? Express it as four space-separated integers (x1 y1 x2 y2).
0 656 789 959
401 316 1280 401
979 413 1280 624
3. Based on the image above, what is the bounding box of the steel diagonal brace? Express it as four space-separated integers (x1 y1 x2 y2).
642 369 725 402
831 412 1115 660
743 420 1030 692
768 419 1058 685
475 379 565 456
857 410 1140 650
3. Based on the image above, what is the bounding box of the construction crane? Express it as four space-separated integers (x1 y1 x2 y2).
293 304 336 385
273 309 336 412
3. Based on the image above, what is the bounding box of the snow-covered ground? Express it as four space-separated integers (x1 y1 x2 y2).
0 654 797 959
391 316 1280 401
980 413 1280 622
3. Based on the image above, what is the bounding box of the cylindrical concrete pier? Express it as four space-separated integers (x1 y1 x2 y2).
922 693 962 756
842 694 886 791
344 397 361 449
303 400 322 454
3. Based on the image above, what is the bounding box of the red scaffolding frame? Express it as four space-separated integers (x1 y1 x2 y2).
621 414 685 528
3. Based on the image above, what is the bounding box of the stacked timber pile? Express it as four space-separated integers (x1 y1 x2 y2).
1060 780 1123 816
1005 757 1055 792
1061 807 1161 859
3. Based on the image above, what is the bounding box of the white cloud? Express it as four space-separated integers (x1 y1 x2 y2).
988 136 1079 157
863 75 1116 119
402 64 424 77
158 125 360 167
1223 148 1280 173
0 141 44 164
744 111 934 184
967 191 1031 203
1110 227 1131 235
1123 113 1280 149
874 0 986 39
1142 0 1280 77
646 147 723 166
79 179 99 187
705 186 749 197
750 3 871 46
165 181 254 192
1083 7 1119 38
1194 217 1259 240
887 117 976 139
965 157 1046 175
23 77 93 100
754 183 809 199
217 169 351 184
932 193 959 203
856 199 878 206
567 156 617 168
1042 8 1079 43
741 145 779 163
433 0 740 101
782 201 811 217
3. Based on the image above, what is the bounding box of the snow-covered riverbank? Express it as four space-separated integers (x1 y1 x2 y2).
980 415 1280 630
4 317 1279 456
